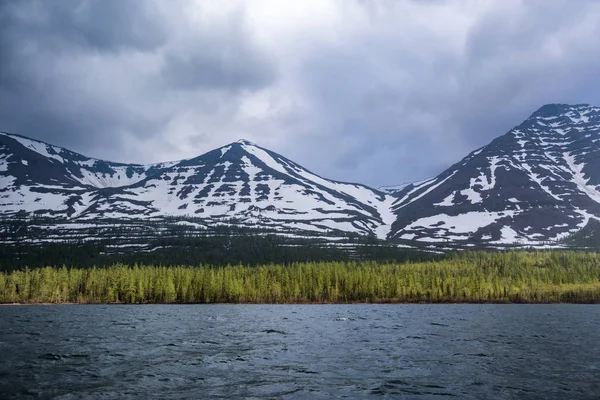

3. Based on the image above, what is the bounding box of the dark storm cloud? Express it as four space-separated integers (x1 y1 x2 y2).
0 0 165 93
160 9 276 92
1 0 600 187
279 0 600 187
0 0 275 162
0 0 168 152
0 0 166 53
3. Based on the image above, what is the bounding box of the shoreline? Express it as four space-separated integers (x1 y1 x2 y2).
2 300 598 306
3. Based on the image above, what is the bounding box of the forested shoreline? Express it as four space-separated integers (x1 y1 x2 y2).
1 251 599 304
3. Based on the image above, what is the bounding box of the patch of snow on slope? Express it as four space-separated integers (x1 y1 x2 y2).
434 192 455 207
373 195 397 239
8 135 65 163
470 156 500 191
0 183 70 214
0 175 16 189
569 115 590 124
460 188 482 204
72 167 148 188
242 143 289 176
395 171 458 209
220 146 232 157
404 211 516 235
498 226 520 244
563 152 600 204
521 163 563 201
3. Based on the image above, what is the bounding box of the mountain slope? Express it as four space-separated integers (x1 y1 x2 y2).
0 131 174 218
0 133 395 238
388 104 600 245
3 103 600 248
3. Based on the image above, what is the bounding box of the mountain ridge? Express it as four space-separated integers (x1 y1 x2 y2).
3 103 600 248
0 130 396 238
387 103 600 245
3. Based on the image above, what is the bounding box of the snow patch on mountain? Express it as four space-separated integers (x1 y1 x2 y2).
393 171 458 210
563 152 600 204
434 192 456 207
405 211 517 235
8 133 66 163
71 166 150 188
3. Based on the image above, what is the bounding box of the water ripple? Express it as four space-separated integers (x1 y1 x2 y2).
0 304 599 399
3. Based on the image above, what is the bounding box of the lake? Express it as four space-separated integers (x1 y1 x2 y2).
0 304 599 399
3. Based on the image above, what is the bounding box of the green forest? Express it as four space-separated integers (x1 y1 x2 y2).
1 251 600 304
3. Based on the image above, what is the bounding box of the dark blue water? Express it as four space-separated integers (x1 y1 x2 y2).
0 305 599 399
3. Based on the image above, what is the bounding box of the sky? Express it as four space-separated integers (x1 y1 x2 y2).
1 0 600 188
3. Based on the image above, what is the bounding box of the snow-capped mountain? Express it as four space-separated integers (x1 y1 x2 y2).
0 133 395 238
3 103 600 248
388 103 600 245
0 132 174 218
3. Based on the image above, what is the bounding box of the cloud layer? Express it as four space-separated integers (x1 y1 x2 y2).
2 0 600 187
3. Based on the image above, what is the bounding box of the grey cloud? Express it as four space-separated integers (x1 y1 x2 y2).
0 0 169 152
160 9 276 92
452 0 600 143
0 0 167 53
2 0 600 188
280 0 600 187
0 0 277 163
161 48 275 92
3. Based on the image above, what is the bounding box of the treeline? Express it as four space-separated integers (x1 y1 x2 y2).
1 251 600 304
0 235 432 272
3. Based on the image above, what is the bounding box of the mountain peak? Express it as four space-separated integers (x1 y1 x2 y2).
528 103 596 120
235 139 256 146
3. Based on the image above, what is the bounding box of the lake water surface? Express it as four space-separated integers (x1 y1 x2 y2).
0 304 599 399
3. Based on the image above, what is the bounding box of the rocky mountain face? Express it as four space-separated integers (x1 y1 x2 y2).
388 104 600 245
0 133 394 238
2 103 600 248
0 132 174 217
